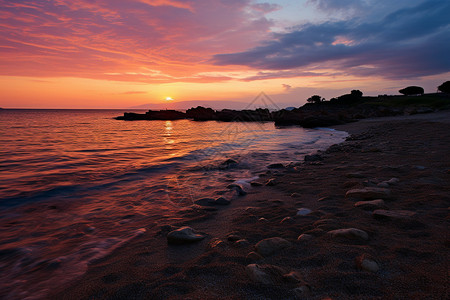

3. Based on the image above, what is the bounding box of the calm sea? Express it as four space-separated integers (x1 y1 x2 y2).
0 109 348 298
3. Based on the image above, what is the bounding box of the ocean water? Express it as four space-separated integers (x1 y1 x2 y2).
0 109 348 298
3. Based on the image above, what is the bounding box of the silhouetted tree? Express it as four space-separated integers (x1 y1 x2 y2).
307 95 324 104
330 90 363 105
437 81 450 93
350 90 363 98
399 86 424 95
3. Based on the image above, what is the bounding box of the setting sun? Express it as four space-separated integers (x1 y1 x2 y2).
165 97 174 101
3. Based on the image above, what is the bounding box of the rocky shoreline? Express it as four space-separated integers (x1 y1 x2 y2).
116 93 450 128
53 111 450 299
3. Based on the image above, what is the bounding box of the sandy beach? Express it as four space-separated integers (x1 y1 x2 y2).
51 111 450 299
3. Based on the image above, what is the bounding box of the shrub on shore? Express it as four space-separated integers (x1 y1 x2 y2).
437 81 450 93
399 86 424 96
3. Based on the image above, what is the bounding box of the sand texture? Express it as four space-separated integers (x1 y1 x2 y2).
52 112 450 299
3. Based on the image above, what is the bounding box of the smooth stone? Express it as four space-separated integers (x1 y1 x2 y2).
250 181 262 186
360 259 379 272
282 271 303 283
258 217 269 222
363 180 378 187
255 237 292 257
246 251 264 262
266 178 277 186
296 208 312 216
328 228 369 241
297 234 313 242
346 187 391 200
377 182 389 188
354 199 386 210
373 209 416 220
167 226 206 244
245 264 286 284
356 255 379 272
230 184 247 196
280 217 294 224
227 234 241 242
245 207 257 213
234 239 250 247
209 238 226 249
268 163 284 169
221 159 237 165
215 197 230 205
194 197 216 206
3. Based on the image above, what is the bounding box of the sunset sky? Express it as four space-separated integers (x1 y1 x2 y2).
1 0 449 108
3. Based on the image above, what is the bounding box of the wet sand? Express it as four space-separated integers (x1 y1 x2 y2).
52 111 450 299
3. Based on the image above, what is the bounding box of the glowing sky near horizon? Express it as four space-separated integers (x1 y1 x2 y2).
0 0 449 108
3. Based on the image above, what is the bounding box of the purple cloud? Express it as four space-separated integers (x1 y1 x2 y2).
213 0 450 79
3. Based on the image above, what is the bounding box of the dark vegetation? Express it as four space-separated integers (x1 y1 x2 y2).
116 81 450 127
399 86 424 95
438 81 450 93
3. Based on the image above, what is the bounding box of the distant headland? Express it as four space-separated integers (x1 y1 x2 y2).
116 83 450 128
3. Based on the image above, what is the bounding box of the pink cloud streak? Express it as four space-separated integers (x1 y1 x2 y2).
0 0 272 83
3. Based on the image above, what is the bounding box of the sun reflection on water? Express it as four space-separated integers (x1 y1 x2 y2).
163 121 175 151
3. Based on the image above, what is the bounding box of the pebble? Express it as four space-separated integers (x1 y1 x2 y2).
227 183 247 196
246 251 263 262
221 159 238 165
209 238 226 249
280 217 294 224
354 199 386 210
245 264 286 284
227 234 241 242
360 258 379 272
282 271 303 283
234 239 250 247
377 182 389 188
245 207 257 213
291 192 301 198
250 181 262 186
167 226 206 244
297 233 313 242
266 178 277 186
255 237 292 257
296 208 312 216
328 228 369 241
194 197 216 206
346 187 391 200
214 197 230 205
356 255 379 272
